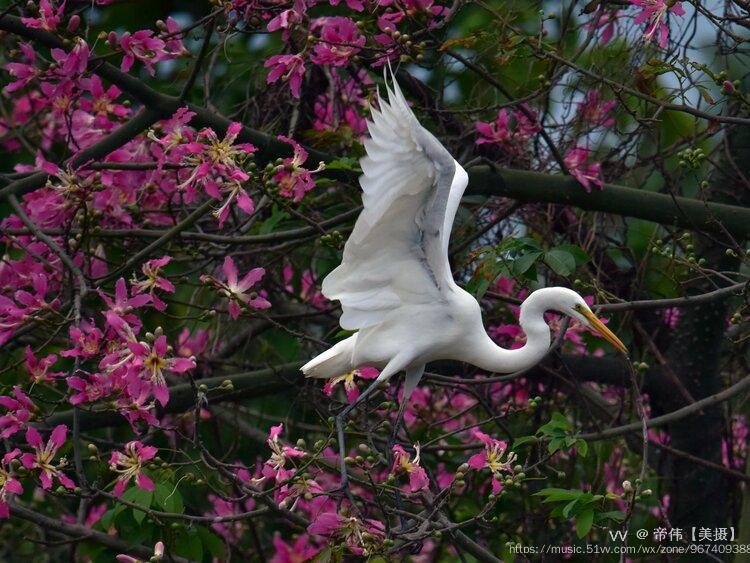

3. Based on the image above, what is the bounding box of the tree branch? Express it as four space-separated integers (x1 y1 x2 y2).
9 503 188 562
3 14 750 240
577 372 750 441
44 362 303 430
466 165 750 238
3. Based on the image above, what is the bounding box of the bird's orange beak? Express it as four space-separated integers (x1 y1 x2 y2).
581 309 628 355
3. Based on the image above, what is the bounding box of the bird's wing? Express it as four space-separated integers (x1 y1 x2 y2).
322 72 469 330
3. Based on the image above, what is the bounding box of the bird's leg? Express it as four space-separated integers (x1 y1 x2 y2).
385 399 408 466
388 398 411 531
333 376 385 504
387 365 425 532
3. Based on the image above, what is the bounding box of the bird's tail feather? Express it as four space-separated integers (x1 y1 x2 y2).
301 334 357 379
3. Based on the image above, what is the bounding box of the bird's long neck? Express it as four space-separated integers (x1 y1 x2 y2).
471 289 555 373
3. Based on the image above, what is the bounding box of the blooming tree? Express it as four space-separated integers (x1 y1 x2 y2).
1 0 750 560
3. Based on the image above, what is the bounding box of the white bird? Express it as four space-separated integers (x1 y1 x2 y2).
301 70 627 488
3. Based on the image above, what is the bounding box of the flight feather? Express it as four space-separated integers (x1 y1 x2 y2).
321 71 469 330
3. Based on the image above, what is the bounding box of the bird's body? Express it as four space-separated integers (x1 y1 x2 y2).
302 72 625 391
301 70 626 490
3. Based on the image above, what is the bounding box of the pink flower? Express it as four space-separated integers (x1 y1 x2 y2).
25 346 64 384
251 424 305 491
66 372 111 406
131 256 175 311
180 122 256 226
62 502 107 527
403 387 477 431
148 106 197 159
564 146 604 192
467 428 517 494
267 0 307 40
391 444 429 492
328 0 364 10
79 75 129 125
201 256 271 320
116 542 164 563
283 264 327 309
271 534 321 563
488 324 525 349
722 415 748 469
160 17 189 57
127 335 196 406
585 9 621 45
99 278 151 333
49 39 89 78
323 366 379 404
115 379 160 431
119 30 168 75
205 494 255 544
4 43 39 93
61 319 103 359
0 387 35 438
307 512 385 555
21 425 75 490
177 328 209 357
475 107 540 154
109 440 158 497
313 70 372 138
577 89 617 129
311 17 366 67
630 0 685 49
0 449 23 519
274 135 324 202
21 0 65 31
0 273 60 345
662 307 680 328
265 54 306 98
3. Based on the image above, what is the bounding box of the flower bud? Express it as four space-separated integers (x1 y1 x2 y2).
67 15 80 33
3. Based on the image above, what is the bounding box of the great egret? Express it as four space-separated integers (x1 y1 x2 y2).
302 71 627 490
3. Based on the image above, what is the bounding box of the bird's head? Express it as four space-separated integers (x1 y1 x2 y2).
539 287 628 355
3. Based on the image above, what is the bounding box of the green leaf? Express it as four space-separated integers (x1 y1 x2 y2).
121 486 153 525
535 488 582 502
597 510 626 522
539 412 572 435
512 435 538 448
513 251 542 275
544 249 576 276
555 244 590 265
312 549 332 563
258 206 289 234
576 509 595 538
114 511 150 545
334 329 357 340
548 437 563 454
551 412 572 429
197 527 226 560
324 157 361 172
562 498 579 518
154 482 184 514
576 439 589 458
470 276 491 299
99 508 117 530
174 528 203 562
